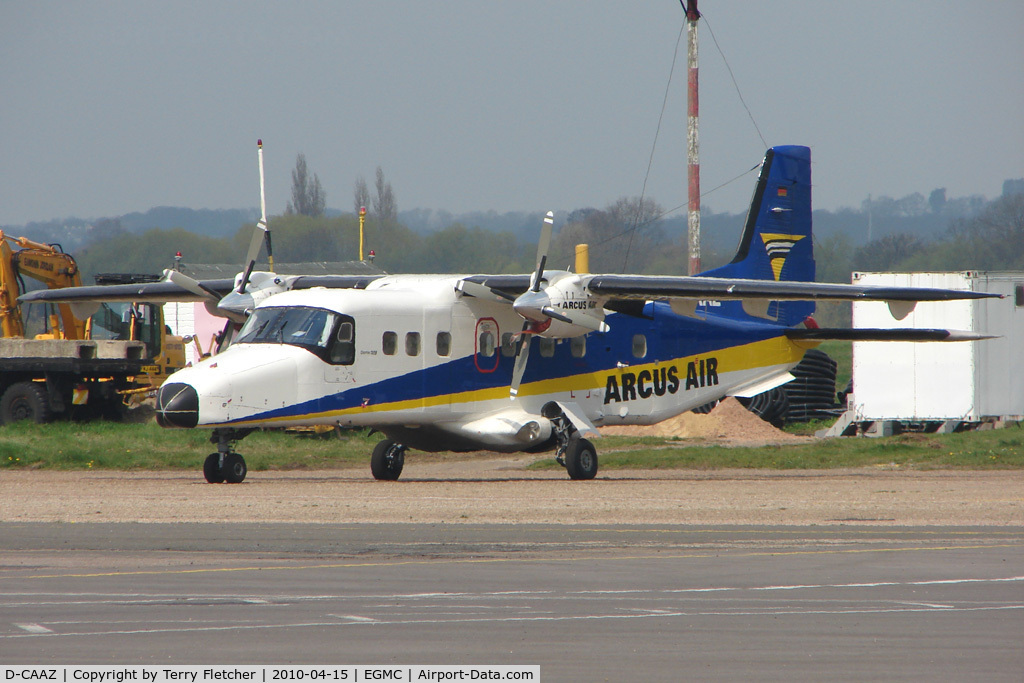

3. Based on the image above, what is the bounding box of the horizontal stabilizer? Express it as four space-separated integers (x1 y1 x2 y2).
785 328 997 342
727 372 795 399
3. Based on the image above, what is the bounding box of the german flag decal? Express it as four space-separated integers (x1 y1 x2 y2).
777 186 788 197
760 233 806 280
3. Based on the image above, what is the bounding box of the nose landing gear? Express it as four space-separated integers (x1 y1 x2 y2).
203 429 254 483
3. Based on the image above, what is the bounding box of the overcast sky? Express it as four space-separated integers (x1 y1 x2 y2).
2 1 1021 226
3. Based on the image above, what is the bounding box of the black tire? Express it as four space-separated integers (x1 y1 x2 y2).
222 453 247 483
565 437 598 480
203 453 225 483
371 439 405 481
691 400 719 414
0 382 52 425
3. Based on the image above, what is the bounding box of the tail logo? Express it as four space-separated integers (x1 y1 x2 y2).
760 233 806 281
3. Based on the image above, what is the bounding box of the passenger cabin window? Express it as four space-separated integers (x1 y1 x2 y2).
539 338 556 358
1016 284 1023 307
570 336 586 358
327 318 355 365
479 330 496 357
235 306 342 363
436 331 451 357
405 332 421 356
382 331 397 355
500 332 516 357
632 334 647 359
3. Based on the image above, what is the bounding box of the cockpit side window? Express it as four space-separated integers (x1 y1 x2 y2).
327 317 355 365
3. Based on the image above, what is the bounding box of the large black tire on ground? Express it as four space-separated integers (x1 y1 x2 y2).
690 400 719 415
565 437 598 480
222 453 247 484
0 382 52 425
371 439 405 481
203 453 226 484
783 349 841 423
737 387 790 429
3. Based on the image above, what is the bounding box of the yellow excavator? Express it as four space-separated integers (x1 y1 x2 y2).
0 230 185 424
0 231 85 340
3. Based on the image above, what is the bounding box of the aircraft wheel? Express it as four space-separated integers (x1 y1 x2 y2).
203 453 225 483
565 438 598 480
371 439 405 481
222 453 247 484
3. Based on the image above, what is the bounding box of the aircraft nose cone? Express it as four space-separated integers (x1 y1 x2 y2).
156 382 199 428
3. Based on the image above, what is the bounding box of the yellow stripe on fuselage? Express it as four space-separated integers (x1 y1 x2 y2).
220 334 803 427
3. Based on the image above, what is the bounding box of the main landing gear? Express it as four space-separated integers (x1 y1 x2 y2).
371 439 406 481
203 429 254 483
544 402 598 480
365 407 599 482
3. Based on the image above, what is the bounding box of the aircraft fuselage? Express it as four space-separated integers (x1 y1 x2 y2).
158 274 804 452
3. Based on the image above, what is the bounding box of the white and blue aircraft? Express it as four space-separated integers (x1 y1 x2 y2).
23 144 998 483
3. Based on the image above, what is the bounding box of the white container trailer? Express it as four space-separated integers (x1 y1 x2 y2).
850 271 1024 423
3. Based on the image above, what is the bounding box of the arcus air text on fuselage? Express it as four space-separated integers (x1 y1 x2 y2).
166 273 805 445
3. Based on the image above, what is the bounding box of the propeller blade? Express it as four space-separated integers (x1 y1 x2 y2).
166 269 247 324
550 307 611 333
237 140 273 294
540 306 573 324
165 269 221 304
455 279 516 303
238 220 268 294
530 211 554 292
257 139 274 271
509 324 532 399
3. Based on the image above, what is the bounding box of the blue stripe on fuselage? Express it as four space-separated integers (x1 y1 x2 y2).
222 302 792 424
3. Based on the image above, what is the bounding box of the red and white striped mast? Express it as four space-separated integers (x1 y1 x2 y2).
685 0 701 275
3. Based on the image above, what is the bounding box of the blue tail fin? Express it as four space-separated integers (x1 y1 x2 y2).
702 145 814 325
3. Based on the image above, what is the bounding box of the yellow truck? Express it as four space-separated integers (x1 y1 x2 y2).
0 231 184 423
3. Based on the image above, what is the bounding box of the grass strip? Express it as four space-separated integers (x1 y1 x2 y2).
2 419 1023 472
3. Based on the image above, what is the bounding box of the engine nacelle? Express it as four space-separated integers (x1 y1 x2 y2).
514 272 608 338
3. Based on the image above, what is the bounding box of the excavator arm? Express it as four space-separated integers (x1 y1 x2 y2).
0 231 86 339
0 239 25 337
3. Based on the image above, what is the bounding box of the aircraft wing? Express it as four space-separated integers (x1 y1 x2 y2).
785 328 996 342
18 274 387 308
289 274 386 290
584 274 999 304
17 278 237 305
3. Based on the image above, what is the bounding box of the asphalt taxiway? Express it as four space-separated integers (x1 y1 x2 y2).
1 523 1022 680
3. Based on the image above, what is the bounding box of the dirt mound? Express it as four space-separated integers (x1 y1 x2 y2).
599 397 806 445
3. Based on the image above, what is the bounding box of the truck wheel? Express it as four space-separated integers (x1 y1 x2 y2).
0 382 52 425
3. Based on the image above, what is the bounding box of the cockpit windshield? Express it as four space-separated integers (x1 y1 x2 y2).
236 306 338 351
235 306 356 365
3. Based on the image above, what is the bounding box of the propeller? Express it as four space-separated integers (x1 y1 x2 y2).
508 211 555 399
510 212 609 333
161 139 279 328
454 211 608 398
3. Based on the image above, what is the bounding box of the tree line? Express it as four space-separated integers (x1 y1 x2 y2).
58 148 1024 296
68 187 1022 293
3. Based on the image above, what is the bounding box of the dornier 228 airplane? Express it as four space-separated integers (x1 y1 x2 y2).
22 143 999 483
